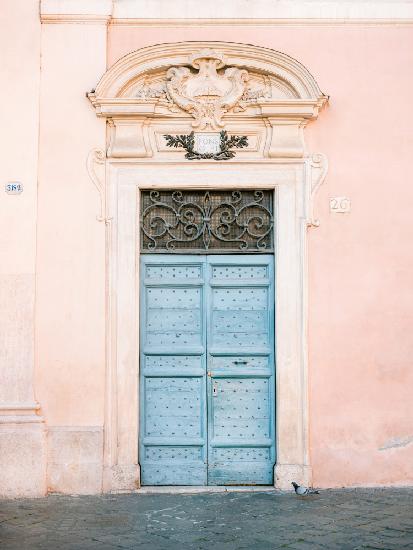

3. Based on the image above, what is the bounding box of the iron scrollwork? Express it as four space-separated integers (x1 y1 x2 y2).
163 131 248 160
141 189 274 253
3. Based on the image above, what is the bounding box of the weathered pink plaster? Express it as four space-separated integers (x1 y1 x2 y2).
108 26 413 487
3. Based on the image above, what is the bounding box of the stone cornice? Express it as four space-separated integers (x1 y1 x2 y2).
40 0 413 25
0 402 44 424
40 0 112 24
113 0 413 21
88 98 325 120
109 18 413 27
41 14 112 24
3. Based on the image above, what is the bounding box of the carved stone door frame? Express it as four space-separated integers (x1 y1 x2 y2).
97 156 326 491
87 41 328 491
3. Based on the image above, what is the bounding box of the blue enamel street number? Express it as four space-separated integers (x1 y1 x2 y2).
140 255 275 486
5 182 23 194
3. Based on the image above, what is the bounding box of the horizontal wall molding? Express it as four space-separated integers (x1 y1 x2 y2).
47 426 103 432
109 17 413 27
0 402 43 424
40 0 112 24
112 1 413 20
41 14 112 24
40 0 413 25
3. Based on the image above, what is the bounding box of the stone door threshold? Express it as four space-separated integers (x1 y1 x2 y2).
138 486 278 494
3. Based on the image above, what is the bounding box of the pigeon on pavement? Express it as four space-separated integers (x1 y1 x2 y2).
292 481 320 496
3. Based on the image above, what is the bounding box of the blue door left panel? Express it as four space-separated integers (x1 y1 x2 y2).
139 255 207 485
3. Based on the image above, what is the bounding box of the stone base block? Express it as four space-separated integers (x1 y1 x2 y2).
0 421 46 497
47 427 103 494
275 463 313 490
103 464 141 493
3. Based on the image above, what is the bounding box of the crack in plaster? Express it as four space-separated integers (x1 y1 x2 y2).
379 436 413 451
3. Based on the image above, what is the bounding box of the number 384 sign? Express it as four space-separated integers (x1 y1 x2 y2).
5 182 23 195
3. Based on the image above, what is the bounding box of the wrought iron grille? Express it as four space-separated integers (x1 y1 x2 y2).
140 189 274 253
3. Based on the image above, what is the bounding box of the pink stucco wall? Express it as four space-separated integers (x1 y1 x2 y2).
108 26 413 487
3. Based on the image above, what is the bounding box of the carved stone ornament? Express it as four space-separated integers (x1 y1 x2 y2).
164 130 248 160
88 42 328 160
166 49 249 130
86 148 106 222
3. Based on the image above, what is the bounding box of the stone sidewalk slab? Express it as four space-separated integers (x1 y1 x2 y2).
0 488 412 549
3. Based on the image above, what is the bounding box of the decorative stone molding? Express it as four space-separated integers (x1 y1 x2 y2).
86 148 106 221
266 119 306 158
88 43 327 162
110 18 413 27
307 153 329 227
0 402 43 424
107 119 153 159
88 42 327 134
40 0 413 25
111 1 413 22
165 49 249 130
40 0 112 24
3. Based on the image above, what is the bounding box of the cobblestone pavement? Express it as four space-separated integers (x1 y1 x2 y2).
1 488 412 549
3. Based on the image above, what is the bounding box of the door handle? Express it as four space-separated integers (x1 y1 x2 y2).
208 371 212 377
233 360 248 365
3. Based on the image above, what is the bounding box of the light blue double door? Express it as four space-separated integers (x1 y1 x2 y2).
140 255 275 485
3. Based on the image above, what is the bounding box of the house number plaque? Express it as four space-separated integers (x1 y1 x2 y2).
5 182 23 195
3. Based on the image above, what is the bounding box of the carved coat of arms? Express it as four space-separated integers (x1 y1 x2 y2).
166 49 249 130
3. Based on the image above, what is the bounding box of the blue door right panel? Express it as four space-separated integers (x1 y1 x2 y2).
206 256 275 485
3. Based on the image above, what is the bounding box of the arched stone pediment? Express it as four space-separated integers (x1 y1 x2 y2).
89 41 327 159
90 41 326 117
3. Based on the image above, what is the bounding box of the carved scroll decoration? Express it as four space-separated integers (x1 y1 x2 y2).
307 153 328 228
86 148 107 222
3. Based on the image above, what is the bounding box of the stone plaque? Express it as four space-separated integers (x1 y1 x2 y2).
330 196 351 213
194 133 221 155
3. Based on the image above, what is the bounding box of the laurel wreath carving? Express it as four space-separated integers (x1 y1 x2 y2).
163 130 248 160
